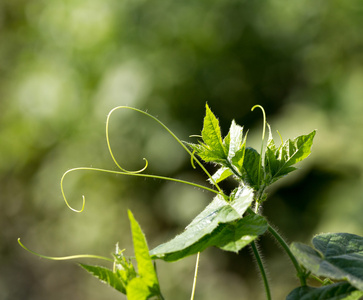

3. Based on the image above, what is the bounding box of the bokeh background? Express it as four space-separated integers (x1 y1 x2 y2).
1 0 363 299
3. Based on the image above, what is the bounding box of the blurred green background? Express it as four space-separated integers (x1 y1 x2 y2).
1 0 363 299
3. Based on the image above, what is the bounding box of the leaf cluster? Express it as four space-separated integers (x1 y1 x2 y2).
188 104 316 197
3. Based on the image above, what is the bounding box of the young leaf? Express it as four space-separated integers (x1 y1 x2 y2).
208 167 234 184
79 264 126 294
128 210 160 291
265 130 316 185
127 277 151 300
150 187 268 261
201 104 226 158
286 281 363 300
290 233 363 291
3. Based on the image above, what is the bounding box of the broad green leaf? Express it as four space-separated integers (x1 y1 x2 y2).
128 210 159 289
79 264 126 294
265 130 316 185
127 277 151 300
214 214 268 252
208 167 234 184
291 233 363 291
201 104 226 158
150 188 268 261
286 281 363 300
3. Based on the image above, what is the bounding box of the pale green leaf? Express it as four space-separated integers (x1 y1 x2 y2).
291 233 363 291
227 120 244 160
127 277 150 300
79 264 126 294
208 167 234 184
128 210 159 289
201 104 226 158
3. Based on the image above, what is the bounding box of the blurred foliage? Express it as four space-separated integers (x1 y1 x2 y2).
1 0 363 299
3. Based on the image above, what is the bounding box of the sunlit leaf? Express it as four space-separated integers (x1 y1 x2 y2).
208 167 234 184
150 187 267 261
201 104 226 158
128 210 159 289
265 130 316 185
79 264 126 294
227 120 244 160
127 277 150 300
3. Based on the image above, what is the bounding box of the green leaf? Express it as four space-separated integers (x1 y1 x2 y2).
286 281 363 300
290 233 363 291
128 210 159 290
201 104 226 158
79 264 126 294
208 167 234 184
150 187 268 261
240 147 262 190
188 142 226 164
265 130 316 185
127 277 151 300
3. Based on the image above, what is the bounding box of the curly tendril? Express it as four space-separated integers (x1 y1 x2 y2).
61 106 224 212
106 106 148 174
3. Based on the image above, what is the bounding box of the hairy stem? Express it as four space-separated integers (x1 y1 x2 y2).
251 241 271 300
267 225 307 286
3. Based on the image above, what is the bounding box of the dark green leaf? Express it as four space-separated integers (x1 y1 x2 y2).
291 233 363 291
286 281 363 300
240 147 262 190
79 264 126 294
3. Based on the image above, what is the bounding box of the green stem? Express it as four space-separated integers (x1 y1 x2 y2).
267 225 307 286
251 241 271 300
